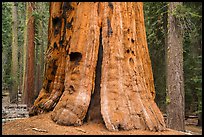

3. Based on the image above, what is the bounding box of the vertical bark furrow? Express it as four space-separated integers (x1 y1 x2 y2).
100 2 116 131
85 26 103 123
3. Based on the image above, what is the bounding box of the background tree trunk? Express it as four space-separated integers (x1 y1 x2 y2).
30 2 166 131
37 13 45 98
166 2 185 131
23 2 36 107
11 2 19 103
22 2 28 104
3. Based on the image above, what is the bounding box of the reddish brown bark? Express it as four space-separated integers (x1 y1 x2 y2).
99 3 165 131
23 2 35 107
29 2 166 131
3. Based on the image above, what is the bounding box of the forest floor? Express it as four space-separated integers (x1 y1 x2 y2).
2 112 202 135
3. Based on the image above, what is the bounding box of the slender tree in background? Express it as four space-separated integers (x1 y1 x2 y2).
23 2 36 107
166 2 185 131
29 2 166 131
34 3 42 99
22 3 28 102
11 2 19 103
17 2 26 101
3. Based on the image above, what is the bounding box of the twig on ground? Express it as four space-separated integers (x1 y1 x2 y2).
32 127 48 133
75 128 86 133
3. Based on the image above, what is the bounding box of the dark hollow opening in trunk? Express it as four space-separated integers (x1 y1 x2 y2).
84 27 103 123
69 52 82 61
69 52 82 65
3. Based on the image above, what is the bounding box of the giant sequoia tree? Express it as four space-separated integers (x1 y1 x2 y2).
29 2 166 131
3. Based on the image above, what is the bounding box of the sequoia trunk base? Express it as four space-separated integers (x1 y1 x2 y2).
29 2 166 132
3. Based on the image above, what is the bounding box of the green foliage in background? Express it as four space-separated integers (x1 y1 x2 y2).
182 2 202 115
144 2 202 115
2 2 12 89
34 2 49 56
2 2 50 92
144 2 168 112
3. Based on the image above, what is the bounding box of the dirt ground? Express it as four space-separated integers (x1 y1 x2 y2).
3 112 200 135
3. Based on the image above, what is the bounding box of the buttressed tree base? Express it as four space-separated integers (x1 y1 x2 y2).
29 2 166 131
